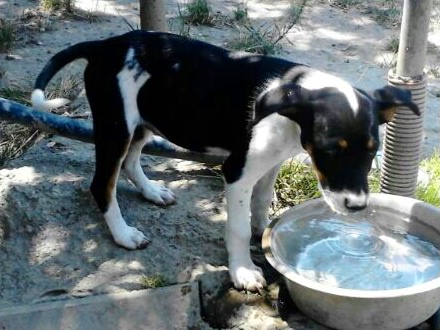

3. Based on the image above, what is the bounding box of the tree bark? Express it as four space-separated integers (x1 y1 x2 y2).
139 0 167 32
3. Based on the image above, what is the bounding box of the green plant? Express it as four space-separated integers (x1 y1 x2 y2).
1 74 80 109
379 53 397 69
45 73 82 103
41 0 60 10
289 0 306 23
40 0 75 12
0 84 40 163
368 152 439 206
427 65 440 80
140 274 168 289
228 0 307 55
182 0 214 26
0 84 31 105
0 75 81 163
271 149 439 213
368 168 381 193
416 151 440 207
387 36 399 53
0 19 15 53
233 4 249 24
272 160 386 212
228 24 282 55
0 122 40 164
363 0 401 26
331 0 362 9
273 160 321 212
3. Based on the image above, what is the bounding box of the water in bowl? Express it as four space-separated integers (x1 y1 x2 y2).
273 210 440 290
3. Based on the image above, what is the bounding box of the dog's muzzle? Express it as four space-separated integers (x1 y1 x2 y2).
319 184 369 214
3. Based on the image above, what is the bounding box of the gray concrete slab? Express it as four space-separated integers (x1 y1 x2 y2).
0 282 201 330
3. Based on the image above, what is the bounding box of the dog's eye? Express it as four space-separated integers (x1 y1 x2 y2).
317 138 348 157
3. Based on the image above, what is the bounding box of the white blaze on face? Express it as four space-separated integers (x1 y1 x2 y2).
298 71 359 115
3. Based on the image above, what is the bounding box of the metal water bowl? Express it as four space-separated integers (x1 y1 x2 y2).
263 193 440 330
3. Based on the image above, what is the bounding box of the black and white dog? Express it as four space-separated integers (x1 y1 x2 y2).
31 30 419 291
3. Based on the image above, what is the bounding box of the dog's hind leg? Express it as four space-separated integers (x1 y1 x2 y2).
251 163 281 236
90 120 150 250
123 126 176 206
86 61 151 250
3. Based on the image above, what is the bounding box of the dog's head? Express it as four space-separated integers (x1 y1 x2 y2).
255 75 419 214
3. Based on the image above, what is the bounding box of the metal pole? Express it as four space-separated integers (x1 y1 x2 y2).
381 0 432 197
396 0 432 78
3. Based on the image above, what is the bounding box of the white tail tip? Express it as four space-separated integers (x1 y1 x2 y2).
31 89 70 111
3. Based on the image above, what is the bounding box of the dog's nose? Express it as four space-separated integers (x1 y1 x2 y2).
344 195 368 211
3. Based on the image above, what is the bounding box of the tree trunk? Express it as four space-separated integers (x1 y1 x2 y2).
139 0 167 32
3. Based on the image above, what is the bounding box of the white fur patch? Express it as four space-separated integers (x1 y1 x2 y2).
104 194 148 249
299 71 359 115
31 89 70 111
248 113 302 162
117 48 150 131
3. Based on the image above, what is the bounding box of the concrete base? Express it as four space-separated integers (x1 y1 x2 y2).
0 283 201 330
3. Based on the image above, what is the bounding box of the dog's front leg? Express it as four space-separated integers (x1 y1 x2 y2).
225 180 266 292
251 163 281 237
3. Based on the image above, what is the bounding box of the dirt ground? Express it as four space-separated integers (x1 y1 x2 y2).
0 0 439 329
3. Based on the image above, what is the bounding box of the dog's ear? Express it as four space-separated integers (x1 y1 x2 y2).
254 83 311 124
372 86 420 124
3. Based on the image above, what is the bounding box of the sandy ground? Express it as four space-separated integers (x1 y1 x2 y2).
0 0 439 329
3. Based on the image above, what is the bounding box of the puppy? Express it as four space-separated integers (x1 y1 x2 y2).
31 30 419 291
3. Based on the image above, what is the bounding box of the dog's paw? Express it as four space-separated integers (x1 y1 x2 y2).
230 263 266 292
114 226 151 250
141 183 176 206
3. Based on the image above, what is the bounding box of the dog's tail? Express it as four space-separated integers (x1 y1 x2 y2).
31 41 97 111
